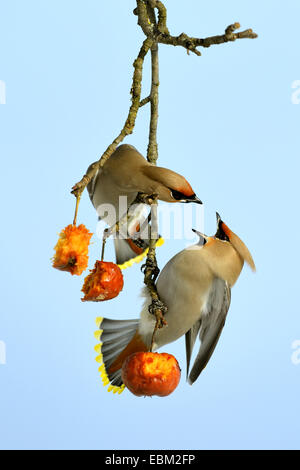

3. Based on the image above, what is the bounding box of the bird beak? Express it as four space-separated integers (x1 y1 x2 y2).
216 212 222 225
193 196 203 205
184 194 202 204
192 228 207 245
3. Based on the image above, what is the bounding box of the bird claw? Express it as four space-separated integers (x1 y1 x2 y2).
148 301 168 330
148 299 168 318
137 192 158 205
141 258 160 281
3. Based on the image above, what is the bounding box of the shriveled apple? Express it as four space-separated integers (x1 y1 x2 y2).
81 261 124 302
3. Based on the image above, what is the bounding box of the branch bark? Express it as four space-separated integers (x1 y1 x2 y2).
70 0 257 348
142 31 167 347
72 1 257 197
157 22 257 56
147 44 159 165
71 37 153 199
139 96 151 107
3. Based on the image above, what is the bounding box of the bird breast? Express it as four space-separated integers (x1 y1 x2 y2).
138 248 215 349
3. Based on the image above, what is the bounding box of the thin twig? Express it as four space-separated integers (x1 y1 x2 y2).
139 96 151 107
154 1 169 35
147 43 159 164
141 2 168 348
72 195 81 226
70 0 257 348
143 201 168 351
71 2 257 199
71 37 153 199
157 22 257 55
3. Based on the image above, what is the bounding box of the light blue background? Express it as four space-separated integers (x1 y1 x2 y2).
0 0 299 450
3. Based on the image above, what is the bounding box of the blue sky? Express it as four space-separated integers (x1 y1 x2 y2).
0 0 299 450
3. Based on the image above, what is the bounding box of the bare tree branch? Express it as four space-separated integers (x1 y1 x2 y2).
71 37 153 198
72 1 257 198
147 44 159 165
157 22 257 56
70 0 257 348
136 1 257 56
139 96 151 107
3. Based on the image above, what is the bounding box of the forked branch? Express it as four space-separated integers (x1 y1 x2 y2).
70 0 257 347
72 1 257 198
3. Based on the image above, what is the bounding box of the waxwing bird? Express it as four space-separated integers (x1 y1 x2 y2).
94 213 256 393
87 144 202 268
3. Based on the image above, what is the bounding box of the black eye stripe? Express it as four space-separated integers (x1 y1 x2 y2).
169 188 196 201
215 223 230 242
170 189 186 200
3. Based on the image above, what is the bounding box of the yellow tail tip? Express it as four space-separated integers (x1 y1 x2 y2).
95 317 103 327
118 237 165 270
94 338 126 395
95 354 103 363
94 330 103 340
94 344 102 353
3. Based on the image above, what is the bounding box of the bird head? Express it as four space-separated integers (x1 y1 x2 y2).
142 166 202 204
192 213 255 286
214 212 256 272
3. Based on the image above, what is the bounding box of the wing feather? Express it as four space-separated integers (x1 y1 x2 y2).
185 320 202 378
187 278 231 385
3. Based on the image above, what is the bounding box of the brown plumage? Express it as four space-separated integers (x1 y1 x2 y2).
95 213 256 391
87 144 202 266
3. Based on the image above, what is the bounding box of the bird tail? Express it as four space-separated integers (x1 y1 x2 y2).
114 236 164 269
94 317 147 394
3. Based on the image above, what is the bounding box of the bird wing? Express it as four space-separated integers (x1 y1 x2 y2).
185 319 202 380
86 165 102 205
186 277 231 384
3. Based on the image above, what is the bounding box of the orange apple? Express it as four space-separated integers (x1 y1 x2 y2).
122 352 181 397
81 261 124 301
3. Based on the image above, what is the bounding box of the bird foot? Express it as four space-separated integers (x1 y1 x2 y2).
148 299 168 326
137 192 159 205
141 257 160 281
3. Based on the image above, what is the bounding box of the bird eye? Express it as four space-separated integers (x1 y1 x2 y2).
170 189 186 201
215 224 230 242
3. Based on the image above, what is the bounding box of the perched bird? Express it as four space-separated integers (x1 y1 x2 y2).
87 144 202 268
95 213 256 393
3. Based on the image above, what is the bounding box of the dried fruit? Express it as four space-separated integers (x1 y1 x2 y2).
121 352 181 397
81 261 124 302
53 224 93 276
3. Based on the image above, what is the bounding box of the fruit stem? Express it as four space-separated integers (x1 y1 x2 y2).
73 194 81 226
